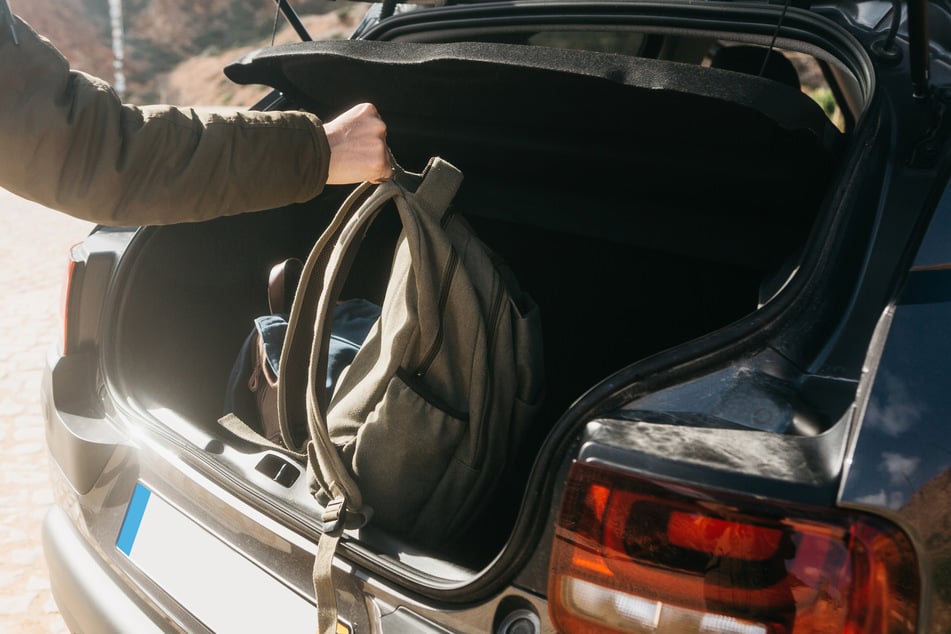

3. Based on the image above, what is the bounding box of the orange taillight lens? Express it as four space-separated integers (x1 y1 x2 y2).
549 462 919 634
59 245 84 356
666 511 784 560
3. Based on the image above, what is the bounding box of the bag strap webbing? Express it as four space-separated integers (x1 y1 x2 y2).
312 471 348 634
217 412 304 461
296 179 401 512
279 181 375 452
304 180 400 634
283 181 389 634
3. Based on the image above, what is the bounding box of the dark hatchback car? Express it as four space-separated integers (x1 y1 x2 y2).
41 0 951 631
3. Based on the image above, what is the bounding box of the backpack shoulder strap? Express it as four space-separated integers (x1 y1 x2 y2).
282 160 463 634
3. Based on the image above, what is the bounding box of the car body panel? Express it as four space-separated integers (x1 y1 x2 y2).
840 179 951 633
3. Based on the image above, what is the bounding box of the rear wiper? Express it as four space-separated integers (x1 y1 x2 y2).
907 0 929 101
273 0 312 42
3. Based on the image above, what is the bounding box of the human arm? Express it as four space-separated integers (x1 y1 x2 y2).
0 16 388 226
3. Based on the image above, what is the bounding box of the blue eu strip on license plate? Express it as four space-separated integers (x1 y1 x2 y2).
116 484 151 556
116 483 320 632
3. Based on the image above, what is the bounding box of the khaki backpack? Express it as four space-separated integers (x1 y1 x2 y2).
276 158 544 633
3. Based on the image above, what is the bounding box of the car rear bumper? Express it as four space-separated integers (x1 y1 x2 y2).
41 343 550 633
43 505 167 634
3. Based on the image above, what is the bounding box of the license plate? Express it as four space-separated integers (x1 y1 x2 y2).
116 483 321 632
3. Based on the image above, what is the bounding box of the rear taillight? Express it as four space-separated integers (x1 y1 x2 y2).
59 245 84 355
549 462 919 633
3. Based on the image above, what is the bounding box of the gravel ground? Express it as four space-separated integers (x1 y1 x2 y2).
0 187 94 634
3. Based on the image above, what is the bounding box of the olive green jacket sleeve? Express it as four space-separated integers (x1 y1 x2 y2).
0 16 330 226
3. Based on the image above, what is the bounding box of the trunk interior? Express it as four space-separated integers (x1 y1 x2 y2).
107 40 843 571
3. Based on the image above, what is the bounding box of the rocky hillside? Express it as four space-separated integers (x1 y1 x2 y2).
901 468 951 631
156 9 366 106
11 0 363 104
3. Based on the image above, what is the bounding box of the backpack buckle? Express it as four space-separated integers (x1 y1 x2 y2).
321 496 348 535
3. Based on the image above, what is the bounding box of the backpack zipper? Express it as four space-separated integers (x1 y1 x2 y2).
415 247 459 377
471 282 505 467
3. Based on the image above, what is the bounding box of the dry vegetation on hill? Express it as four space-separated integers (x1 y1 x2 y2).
157 8 366 106
12 0 364 105
13 0 112 80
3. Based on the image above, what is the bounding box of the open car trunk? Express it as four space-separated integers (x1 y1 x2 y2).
105 40 842 571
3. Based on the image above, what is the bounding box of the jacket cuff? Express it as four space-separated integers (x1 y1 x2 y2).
310 115 332 196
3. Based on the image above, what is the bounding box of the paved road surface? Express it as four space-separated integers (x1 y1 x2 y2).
0 187 93 633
